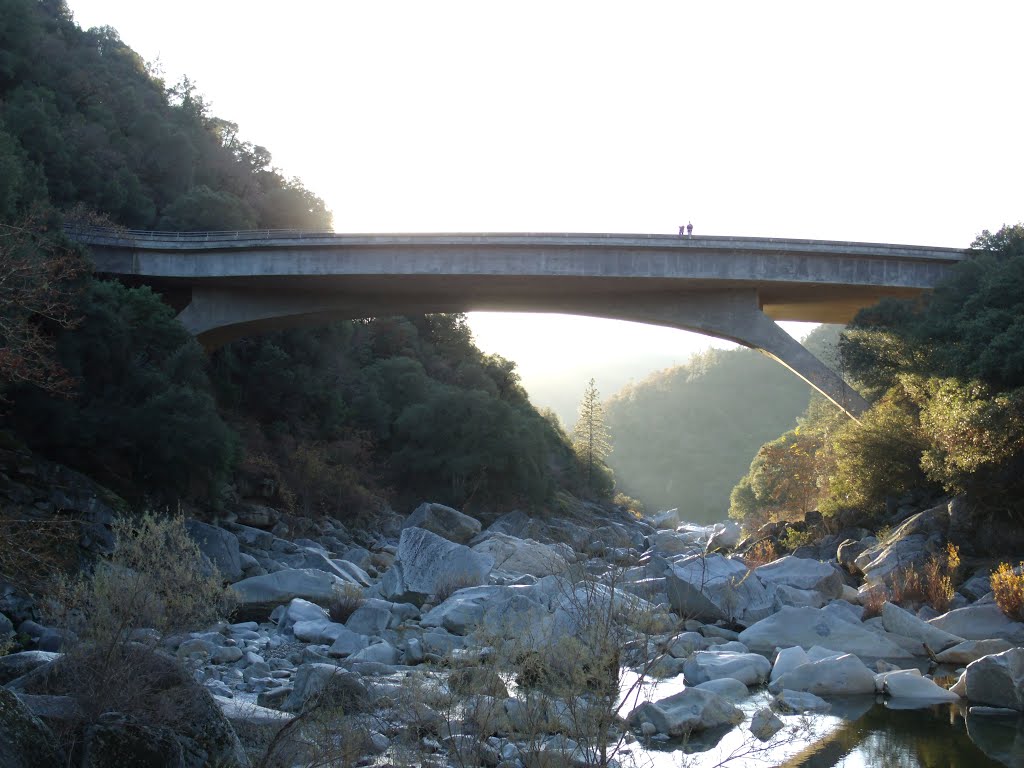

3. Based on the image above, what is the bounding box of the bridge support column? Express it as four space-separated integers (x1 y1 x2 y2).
594 290 869 419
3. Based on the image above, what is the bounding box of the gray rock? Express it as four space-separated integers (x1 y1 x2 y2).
393 527 494 597
739 605 913 658
693 678 749 703
626 687 743 737
345 602 392 635
0 651 60 686
929 603 1024 644
837 538 872 574
965 648 1024 710
750 707 784 741
881 602 965 654
773 689 831 713
282 663 369 713
185 520 242 582
683 651 772 687
0 688 66 768
81 716 185 768
665 554 773 627
768 653 877 696
234 504 281 530
937 639 1016 666
230 568 357 620
755 556 844 600
404 502 481 544
471 533 569 577
327 628 371 658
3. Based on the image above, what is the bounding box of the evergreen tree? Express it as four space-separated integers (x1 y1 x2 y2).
572 378 612 491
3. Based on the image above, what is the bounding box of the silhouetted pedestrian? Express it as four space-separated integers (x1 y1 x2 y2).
678 225 686 236
686 222 693 236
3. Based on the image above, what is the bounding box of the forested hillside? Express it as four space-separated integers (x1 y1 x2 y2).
0 0 596 519
730 225 1024 551
604 327 841 523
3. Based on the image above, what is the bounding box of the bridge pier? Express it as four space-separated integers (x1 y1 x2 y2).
561 289 869 419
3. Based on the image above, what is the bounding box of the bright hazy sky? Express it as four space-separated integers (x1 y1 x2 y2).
67 1 1024 414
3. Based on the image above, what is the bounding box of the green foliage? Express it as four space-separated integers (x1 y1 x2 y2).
11 280 236 502
572 378 613 498
820 391 933 518
606 342 819 523
915 376 1024 493
729 428 822 529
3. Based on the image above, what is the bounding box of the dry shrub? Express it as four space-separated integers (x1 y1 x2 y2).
889 544 960 613
328 583 365 624
991 561 1024 621
41 512 234 736
0 507 80 592
861 586 888 619
742 539 778 567
47 512 232 646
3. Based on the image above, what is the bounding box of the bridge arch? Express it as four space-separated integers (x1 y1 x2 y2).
71 227 965 420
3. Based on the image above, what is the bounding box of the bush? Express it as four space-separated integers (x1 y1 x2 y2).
820 394 932 518
47 512 232 647
327 584 365 624
991 561 1024 621
38 513 235 751
742 539 779 567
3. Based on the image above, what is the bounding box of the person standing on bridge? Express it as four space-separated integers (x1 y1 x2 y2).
687 222 693 237
678 225 686 236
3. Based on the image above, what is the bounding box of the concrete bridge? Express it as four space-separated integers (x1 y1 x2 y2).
70 228 966 418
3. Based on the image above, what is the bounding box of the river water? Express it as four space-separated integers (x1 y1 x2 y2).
615 670 1023 768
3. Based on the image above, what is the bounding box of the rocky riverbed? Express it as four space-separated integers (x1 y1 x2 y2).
2 498 1024 767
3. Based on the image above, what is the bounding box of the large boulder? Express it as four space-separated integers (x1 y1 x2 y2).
683 651 772 687
854 504 949 586
768 653 876 696
879 669 959 702
626 687 742 737
754 556 844 600
389 527 494 599
665 554 773 627
936 639 1016 666
81 716 185 768
282 663 369 713
11 647 248 767
185 520 242 582
403 502 481 544
964 648 1024 710
880 602 965 654
928 603 1024 644
738 606 914 658
230 568 357 620
471 533 568 577
0 652 60 686
0 687 66 768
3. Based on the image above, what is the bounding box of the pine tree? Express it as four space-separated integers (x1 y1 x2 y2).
572 378 612 490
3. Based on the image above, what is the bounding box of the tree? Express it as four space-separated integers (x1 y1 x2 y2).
0 217 85 398
572 378 612 493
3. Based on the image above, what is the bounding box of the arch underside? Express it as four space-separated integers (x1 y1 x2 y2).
178 286 869 418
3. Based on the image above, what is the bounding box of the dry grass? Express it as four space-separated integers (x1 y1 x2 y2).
861 586 888 619
742 539 779 567
328 583 365 624
890 543 960 613
991 561 1024 621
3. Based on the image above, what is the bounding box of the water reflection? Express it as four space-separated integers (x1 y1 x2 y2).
622 687 1017 768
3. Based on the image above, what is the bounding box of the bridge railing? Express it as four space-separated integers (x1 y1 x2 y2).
64 225 338 243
